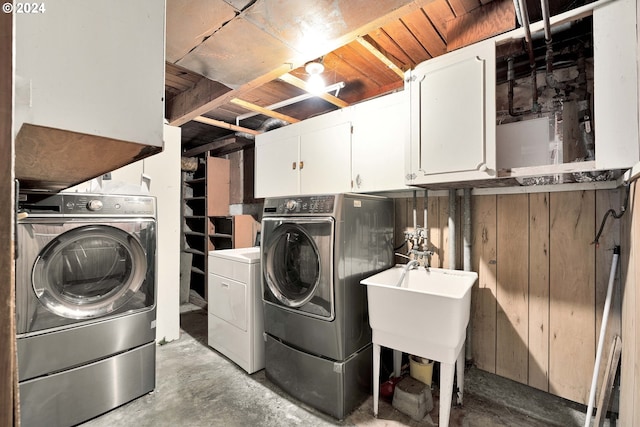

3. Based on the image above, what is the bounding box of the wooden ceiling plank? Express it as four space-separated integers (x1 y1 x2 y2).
278 73 349 108
380 19 430 68
367 28 413 69
183 136 245 157
333 42 402 87
356 36 405 78
401 8 445 58
447 0 482 16
447 0 516 51
167 76 234 126
193 115 260 135
230 98 300 123
423 1 456 42
165 62 203 84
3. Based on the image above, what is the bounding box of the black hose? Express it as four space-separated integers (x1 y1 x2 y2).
394 240 408 252
592 184 630 246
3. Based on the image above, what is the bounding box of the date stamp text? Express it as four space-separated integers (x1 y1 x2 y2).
3 3 46 14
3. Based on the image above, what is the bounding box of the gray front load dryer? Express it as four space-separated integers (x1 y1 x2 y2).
261 193 394 419
16 192 157 427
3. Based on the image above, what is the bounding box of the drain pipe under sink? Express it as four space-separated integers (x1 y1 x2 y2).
584 246 620 426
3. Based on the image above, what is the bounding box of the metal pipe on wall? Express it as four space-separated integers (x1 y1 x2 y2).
517 0 539 111
463 188 472 361
448 189 456 270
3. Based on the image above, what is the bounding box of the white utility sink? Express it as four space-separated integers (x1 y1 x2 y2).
361 265 477 426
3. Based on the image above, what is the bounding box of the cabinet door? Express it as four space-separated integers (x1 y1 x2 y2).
407 39 496 184
352 91 410 192
299 122 352 195
255 134 300 198
593 0 638 169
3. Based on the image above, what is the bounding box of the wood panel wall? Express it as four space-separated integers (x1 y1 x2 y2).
394 188 622 405
620 181 640 425
0 2 16 425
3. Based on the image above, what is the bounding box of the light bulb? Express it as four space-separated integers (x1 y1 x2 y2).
307 73 325 95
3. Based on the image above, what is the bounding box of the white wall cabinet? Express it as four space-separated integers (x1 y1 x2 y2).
14 0 165 147
255 110 352 197
592 0 638 170
405 39 496 186
13 0 165 191
255 91 412 198
351 91 411 193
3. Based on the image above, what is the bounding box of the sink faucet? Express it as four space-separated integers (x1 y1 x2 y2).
394 257 420 287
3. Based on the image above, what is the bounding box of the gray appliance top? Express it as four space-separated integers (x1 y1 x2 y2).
18 192 156 217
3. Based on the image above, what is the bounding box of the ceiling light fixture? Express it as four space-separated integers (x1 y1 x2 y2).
304 58 326 95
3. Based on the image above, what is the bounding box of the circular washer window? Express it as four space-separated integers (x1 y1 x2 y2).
32 225 147 319
264 223 320 308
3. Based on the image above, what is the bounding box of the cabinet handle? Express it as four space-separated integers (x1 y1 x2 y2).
299 161 304 170
355 174 362 188
292 162 296 170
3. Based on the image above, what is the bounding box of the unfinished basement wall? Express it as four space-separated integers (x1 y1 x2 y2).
394 188 622 406
620 180 640 425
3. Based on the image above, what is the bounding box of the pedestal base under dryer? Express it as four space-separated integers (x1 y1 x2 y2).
19 341 156 427
265 334 372 420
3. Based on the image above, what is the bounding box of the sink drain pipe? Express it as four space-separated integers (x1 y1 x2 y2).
584 246 620 426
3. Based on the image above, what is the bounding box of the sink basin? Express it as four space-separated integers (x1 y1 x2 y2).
361 265 477 362
361 264 478 426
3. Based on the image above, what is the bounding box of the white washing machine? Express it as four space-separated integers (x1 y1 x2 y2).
208 247 264 374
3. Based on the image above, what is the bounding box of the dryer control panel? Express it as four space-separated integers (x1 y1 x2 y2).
263 195 335 215
18 192 156 217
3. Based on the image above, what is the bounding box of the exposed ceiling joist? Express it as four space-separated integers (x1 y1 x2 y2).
278 73 349 108
168 63 294 127
356 36 406 78
230 98 300 123
193 116 260 135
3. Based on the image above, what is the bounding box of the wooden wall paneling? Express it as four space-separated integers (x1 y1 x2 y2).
206 156 230 216
528 192 550 391
619 182 639 423
495 194 529 384
549 191 596 404
594 189 622 405
0 2 16 424
470 195 497 372
634 184 640 425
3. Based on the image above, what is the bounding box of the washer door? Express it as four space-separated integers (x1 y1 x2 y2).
32 225 148 320
262 218 334 319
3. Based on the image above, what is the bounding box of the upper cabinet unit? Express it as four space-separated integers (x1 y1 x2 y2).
405 0 638 187
405 39 496 186
255 110 352 198
255 91 411 198
351 91 410 193
14 0 165 191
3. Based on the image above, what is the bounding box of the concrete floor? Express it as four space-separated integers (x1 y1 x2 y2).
80 306 613 427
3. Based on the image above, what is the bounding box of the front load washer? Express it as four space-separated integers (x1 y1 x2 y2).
261 193 394 419
15 192 157 427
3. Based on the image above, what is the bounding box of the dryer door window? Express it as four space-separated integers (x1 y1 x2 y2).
263 219 334 319
32 225 148 320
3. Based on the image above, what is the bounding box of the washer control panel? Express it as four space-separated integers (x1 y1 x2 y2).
264 195 336 215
